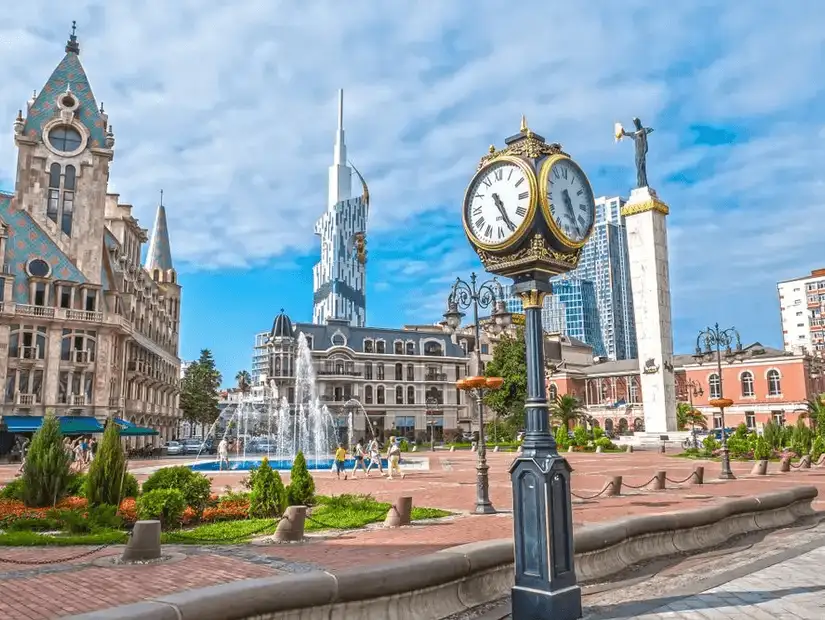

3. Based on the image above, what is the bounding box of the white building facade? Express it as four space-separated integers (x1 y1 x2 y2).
778 268 825 357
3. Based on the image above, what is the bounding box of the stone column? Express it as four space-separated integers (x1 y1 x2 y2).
43 326 63 408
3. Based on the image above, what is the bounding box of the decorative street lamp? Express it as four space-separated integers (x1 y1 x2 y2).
693 323 744 479
681 378 703 448
426 396 440 452
443 272 512 514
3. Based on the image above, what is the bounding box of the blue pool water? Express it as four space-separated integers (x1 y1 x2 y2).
190 458 389 472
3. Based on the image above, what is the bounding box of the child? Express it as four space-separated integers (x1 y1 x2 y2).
334 443 347 480
351 439 367 479
366 438 384 477
387 436 404 480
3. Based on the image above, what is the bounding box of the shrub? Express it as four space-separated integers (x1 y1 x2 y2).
791 421 813 456
811 436 825 462
248 458 286 518
22 412 72 507
763 421 780 450
66 473 87 498
593 426 605 440
86 420 127 506
726 435 750 458
286 451 315 506
121 473 140 499
399 439 410 452
0 479 25 501
554 425 569 450
702 434 719 457
594 436 615 450
753 436 771 461
572 425 588 448
734 423 748 438
142 466 211 513
137 488 186 526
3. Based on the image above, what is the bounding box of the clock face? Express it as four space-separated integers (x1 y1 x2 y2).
464 158 534 249
543 157 596 246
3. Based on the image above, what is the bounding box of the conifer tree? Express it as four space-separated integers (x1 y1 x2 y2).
286 451 316 506
22 411 71 507
86 418 127 506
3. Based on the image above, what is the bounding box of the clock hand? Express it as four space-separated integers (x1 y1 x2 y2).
492 193 517 232
562 189 582 237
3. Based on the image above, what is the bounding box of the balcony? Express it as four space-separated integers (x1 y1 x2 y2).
317 369 362 377
69 394 87 407
319 393 354 404
16 393 37 406
16 304 55 319
109 397 124 408
425 373 448 382
72 350 94 364
17 346 42 363
65 309 104 323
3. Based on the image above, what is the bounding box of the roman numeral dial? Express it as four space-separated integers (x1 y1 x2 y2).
539 155 596 249
463 157 536 249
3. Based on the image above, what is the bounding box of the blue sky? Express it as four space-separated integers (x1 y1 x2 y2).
1 2 825 387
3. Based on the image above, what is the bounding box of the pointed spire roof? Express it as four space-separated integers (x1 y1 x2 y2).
145 191 174 272
22 22 107 148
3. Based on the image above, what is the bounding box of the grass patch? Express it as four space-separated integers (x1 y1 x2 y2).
162 519 278 544
0 529 128 546
305 494 451 531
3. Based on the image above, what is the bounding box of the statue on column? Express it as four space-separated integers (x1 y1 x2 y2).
615 117 654 189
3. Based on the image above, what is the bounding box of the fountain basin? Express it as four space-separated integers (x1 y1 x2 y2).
190 457 389 472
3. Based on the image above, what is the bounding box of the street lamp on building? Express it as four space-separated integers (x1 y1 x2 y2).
426 396 440 452
443 272 512 514
693 323 744 479
680 378 703 448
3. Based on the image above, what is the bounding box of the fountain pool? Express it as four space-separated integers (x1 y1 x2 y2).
191 457 389 472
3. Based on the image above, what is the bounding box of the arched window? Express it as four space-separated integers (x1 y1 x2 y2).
47 163 60 223
549 384 558 401
740 371 754 397
376 363 385 380
406 363 414 381
394 341 403 355
61 165 75 235
767 370 781 396
60 329 97 363
395 363 403 381
364 362 372 380
406 342 415 355
708 373 721 399
407 386 415 404
9 324 47 361
377 385 385 404
395 386 404 404
45 163 76 235
426 386 443 404
363 339 374 353
629 378 639 403
376 340 386 354
424 341 444 356
364 385 373 404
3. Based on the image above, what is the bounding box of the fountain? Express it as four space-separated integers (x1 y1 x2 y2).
190 333 371 472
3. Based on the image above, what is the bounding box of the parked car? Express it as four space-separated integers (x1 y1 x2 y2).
165 441 183 456
182 438 214 455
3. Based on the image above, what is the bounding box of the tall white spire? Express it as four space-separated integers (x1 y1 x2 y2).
328 89 352 209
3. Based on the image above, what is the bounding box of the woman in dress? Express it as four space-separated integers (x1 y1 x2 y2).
386 436 404 480
366 438 384 477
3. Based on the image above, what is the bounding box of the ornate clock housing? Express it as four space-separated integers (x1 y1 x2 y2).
462 155 537 251
539 154 596 250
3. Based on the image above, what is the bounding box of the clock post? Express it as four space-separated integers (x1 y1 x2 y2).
461 118 594 620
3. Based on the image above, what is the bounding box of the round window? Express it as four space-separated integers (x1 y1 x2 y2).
27 258 50 278
60 94 76 108
48 126 82 153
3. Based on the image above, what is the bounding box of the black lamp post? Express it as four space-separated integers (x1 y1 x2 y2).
426 396 440 452
693 323 743 480
443 272 511 514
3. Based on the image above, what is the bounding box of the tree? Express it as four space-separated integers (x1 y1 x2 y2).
180 349 222 431
86 418 127 506
22 411 71 507
676 402 707 431
286 451 316 506
807 396 825 436
550 394 586 430
484 328 527 430
235 370 252 395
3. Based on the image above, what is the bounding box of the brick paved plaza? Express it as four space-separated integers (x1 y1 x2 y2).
1 450 825 619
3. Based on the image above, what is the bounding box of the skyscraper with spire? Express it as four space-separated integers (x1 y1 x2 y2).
312 90 369 327
0 23 182 439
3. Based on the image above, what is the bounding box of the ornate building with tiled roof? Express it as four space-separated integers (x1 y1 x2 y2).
0 25 182 442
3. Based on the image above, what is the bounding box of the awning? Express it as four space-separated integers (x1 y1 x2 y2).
114 418 158 436
1 416 104 434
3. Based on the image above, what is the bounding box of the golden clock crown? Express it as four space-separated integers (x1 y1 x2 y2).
478 115 568 169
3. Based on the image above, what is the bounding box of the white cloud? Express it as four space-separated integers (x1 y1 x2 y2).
1 1 824 345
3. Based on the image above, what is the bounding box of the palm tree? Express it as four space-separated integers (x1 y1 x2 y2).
676 402 707 431
807 396 825 436
550 394 586 430
235 370 252 395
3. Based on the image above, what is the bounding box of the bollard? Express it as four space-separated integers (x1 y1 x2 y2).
750 460 768 476
605 475 622 497
653 470 666 491
800 454 812 469
595 446 603 454
275 506 306 542
121 520 161 562
567 446 574 453
412 445 418 452
493 446 500 453
384 496 413 528
626 445 633 453
692 465 704 485
450 446 455 452
780 456 791 472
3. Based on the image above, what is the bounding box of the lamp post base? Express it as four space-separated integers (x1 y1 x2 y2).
719 448 736 480
512 584 582 620
475 459 496 514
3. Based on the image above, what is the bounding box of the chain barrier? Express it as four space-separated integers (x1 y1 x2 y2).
571 482 614 501
665 473 696 485
790 461 804 470
0 543 113 565
621 476 658 490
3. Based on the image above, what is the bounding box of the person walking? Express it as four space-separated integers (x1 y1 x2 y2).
351 438 367 479
386 436 404 480
334 443 348 480
366 438 384 477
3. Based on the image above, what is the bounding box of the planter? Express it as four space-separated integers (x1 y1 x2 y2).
750 459 768 476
